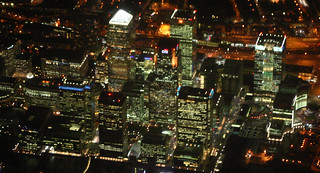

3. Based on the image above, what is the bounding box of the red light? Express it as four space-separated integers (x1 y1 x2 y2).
189 18 193 21
108 93 112 96
117 99 121 102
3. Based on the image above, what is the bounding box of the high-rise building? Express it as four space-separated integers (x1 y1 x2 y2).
135 48 155 81
0 77 19 107
100 9 136 91
107 9 134 59
0 39 21 77
254 33 286 104
221 59 243 96
148 73 177 125
13 53 32 78
174 86 214 168
140 127 174 164
24 77 98 139
98 91 128 158
170 9 196 86
122 81 147 122
156 38 179 76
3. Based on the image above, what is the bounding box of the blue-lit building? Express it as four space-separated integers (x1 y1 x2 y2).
24 77 98 140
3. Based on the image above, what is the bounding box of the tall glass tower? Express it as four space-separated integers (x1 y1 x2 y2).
254 33 286 104
170 9 196 86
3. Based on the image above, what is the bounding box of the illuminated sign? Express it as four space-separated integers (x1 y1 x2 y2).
161 49 169 54
144 57 152 60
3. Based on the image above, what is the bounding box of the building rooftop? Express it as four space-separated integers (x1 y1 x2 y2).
98 91 126 106
157 38 179 50
256 33 286 48
200 58 217 74
142 132 169 145
59 78 93 92
25 78 60 91
177 86 214 101
21 106 51 131
44 116 84 140
174 144 202 158
39 48 85 62
270 119 285 130
223 59 243 75
171 9 195 20
109 9 133 26
273 92 295 110
122 81 144 96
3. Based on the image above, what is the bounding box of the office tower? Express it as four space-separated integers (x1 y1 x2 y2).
18 106 52 153
58 78 98 136
148 73 177 124
24 78 60 108
13 53 32 78
156 38 179 76
98 91 128 158
17 106 87 154
140 127 174 164
170 9 196 86
272 92 295 125
107 9 134 59
0 38 21 77
135 48 155 81
174 86 214 168
41 115 85 155
40 49 89 79
0 77 18 107
101 9 136 91
254 33 286 104
24 77 98 138
122 81 146 122
221 59 243 96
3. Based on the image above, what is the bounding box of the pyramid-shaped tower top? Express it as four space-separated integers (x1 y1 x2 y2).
109 9 133 26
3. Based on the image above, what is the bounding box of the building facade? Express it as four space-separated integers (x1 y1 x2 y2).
170 9 196 86
254 33 286 104
98 91 128 158
174 86 214 168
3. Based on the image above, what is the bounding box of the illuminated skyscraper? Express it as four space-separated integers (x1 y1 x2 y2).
156 38 179 76
148 73 177 124
174 86 214 168
254 33 286 104
107 9 134 59
98 91 128 158
170 9 196 86
101 9 136 91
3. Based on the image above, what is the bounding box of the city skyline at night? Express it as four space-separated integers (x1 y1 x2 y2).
1 0 320 173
